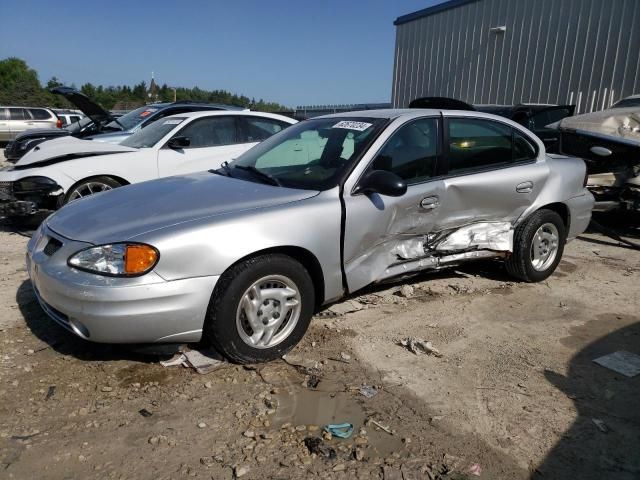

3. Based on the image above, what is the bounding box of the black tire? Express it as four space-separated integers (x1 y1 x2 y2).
63 176 122 205
506 209 566 282
204 254 315 364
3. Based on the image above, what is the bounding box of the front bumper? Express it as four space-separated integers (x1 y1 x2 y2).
27 225 218 343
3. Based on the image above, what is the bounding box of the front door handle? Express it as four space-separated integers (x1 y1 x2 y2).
516 181 533 193
420 196 440 210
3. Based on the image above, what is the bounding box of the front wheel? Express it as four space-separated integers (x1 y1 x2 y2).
204 254 315 364
506 209 566 282
63 176 122 205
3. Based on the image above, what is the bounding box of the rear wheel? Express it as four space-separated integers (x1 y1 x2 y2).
204 254 315 364
506 209 566 282
64 176 122 204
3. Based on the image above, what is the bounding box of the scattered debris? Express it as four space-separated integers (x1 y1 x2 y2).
138 408 153 418
469 462 482 476
322 423 354 439
160 348 226 374
398 337 443 357
324 299 365 316
197 422 207 429
304 437 336 459
593 351 640 378
368 419 393 435
234 465 250 477
592 418 609 433
397 285 415 298
340 351 351 361
328 355 351 364
282 353 319 370
359 385 378 398
45 386 55 401
305 375 320 389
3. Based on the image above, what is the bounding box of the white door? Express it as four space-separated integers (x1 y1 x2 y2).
157 116 254 177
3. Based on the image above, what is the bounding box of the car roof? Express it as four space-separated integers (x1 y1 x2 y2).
315 108 440 120
163 110 297 122
148 102 246 111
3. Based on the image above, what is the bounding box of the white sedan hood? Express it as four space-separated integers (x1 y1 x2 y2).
16 136 137 168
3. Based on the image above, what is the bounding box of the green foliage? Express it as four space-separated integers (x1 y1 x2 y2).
0 57 289 112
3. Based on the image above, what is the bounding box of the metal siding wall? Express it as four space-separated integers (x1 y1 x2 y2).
392 0 640 112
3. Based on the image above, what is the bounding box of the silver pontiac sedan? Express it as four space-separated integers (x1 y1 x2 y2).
26 109 594 363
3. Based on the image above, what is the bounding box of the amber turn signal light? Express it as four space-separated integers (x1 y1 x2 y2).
125 244 158 274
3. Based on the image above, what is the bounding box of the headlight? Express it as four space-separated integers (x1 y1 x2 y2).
13 176 61 194
68 243 159 277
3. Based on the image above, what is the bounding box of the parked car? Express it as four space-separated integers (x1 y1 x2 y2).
610 94 640 109
409 97 575 152
0 107 59 143
3 86 245 162
26 109 593 363
0 111 295 217
552 102 640 212
53 109 85 127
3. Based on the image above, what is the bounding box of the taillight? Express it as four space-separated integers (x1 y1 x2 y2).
56 119 63 129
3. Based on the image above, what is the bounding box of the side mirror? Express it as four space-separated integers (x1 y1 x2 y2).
353 170 407 197
167 136 190 149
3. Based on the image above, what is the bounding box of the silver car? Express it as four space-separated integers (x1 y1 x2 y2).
0 107 58 142
26 109 594 363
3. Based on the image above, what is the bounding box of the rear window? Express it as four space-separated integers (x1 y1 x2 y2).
29 108 52 120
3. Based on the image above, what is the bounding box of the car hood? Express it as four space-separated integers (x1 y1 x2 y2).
51 86 115 126
14 128 71 141
14 136 137 169
554 106 640 146
47 172 319 244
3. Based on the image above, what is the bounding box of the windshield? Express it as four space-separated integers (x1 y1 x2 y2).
65 115 93 134
120 117 186 148
611 98 640 109
229 117 386 190
105 105 162 130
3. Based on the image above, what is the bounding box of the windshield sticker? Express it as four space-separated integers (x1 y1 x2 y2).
163 119 184 125
332 121 373 131
140 109 158 117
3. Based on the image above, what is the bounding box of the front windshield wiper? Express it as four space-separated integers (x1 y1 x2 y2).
209 161 234 177
234 165 281 186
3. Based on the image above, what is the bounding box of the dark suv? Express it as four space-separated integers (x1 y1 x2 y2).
3 86 244 162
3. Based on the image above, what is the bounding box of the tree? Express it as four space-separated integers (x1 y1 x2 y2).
0 57 48 106
0 57 290 112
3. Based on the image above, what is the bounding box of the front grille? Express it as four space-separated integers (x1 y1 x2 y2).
43 237 63 256
0 181 12 195
0 181 12 201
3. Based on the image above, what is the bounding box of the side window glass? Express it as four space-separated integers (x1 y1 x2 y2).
243 117 287 142
513 130 537 161
370 118 438 184
8 108 28 120
0 109 7 121
447 118 512 174
176 117 238 148
29 109 50 120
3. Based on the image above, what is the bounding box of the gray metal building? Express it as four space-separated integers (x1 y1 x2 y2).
392 0 640 113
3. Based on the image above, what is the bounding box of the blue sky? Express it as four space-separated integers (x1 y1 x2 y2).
0 1 440 107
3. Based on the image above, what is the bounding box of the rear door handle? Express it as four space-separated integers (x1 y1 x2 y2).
516 181 533 193
420 196 440 210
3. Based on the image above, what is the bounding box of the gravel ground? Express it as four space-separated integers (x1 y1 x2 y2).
0 145 639 478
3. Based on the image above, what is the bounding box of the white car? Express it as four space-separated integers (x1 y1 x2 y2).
0 111 296 217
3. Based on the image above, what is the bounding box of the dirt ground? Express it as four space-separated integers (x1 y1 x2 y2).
0 221 638 479
1 146 639 479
